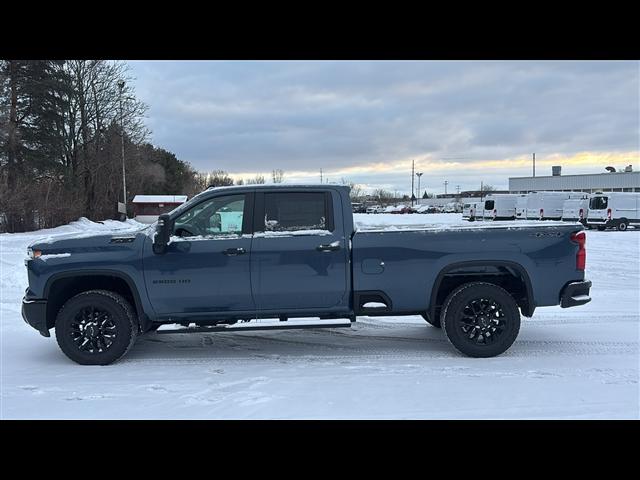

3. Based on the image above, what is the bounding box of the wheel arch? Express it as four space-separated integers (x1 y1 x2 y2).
44 270 149 332
429 260 535 321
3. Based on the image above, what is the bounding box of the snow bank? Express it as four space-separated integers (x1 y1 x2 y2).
1 215 638 419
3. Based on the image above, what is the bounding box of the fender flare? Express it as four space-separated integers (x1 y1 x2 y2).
44 269 149 330
428 260 535 320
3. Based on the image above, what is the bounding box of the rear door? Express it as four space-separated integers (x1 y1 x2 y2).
251 190 349 312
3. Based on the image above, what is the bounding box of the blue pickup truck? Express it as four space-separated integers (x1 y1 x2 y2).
22 184 591 365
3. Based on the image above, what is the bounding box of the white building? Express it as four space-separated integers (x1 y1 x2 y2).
509 168 639 194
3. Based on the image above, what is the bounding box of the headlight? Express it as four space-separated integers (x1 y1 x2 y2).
27 248 41 259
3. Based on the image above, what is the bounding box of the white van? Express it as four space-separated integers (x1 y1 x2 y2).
562 194 590 226
515 194 528 220
482 194 517 220
587 192 640 231
526 192 582 220
462 202 481 221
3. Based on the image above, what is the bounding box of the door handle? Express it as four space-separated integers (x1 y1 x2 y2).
316 241 341 252
223 247 246 256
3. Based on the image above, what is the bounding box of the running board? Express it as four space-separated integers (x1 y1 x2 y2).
156 318 353 334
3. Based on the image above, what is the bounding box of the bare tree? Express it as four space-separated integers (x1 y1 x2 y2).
245 174 266 184
199 169 234 188
373 188 393 205
341 178 363 201
272 169 284 183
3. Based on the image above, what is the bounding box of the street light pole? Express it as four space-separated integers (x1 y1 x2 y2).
416 172 423 204
411 159 415 206
118 80 127 219
444 180 448 196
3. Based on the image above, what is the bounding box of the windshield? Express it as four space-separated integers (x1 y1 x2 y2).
589 196 608 210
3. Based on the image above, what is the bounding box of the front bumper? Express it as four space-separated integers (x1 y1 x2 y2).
560 280 592 308
21 296 50 337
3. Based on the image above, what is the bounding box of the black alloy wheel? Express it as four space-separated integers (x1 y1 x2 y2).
441 282 521 358
55 290 137 365
70 306 118 353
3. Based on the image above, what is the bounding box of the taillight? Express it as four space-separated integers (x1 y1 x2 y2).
607 208 612 220
493 209 497 218
539 208 544 219
570 231 586 271
579 208 584 219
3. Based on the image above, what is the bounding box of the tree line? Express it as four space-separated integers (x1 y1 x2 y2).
0 60 202 233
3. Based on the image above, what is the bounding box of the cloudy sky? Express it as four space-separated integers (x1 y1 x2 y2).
128 60 639 195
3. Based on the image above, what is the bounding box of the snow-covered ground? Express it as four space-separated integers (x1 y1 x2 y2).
1 214 638 419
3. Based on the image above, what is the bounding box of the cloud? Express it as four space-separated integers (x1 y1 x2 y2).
128 60 640 193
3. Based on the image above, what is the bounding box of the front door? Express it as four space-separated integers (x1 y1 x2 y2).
251 190 349 312
143 193 255 317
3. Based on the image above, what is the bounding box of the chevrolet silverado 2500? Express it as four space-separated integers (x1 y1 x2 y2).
22 184 591 364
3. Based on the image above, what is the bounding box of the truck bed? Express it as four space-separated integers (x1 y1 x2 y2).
352 221 585 315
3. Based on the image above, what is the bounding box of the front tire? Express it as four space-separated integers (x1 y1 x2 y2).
441 282 520 358
55 290 138 365
617 221 628 231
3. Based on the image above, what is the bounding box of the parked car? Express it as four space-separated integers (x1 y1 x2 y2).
587 192 640 231
351 202 367 213
462 202 481 221
443 203 458 213
515 194 528 220
562 194 590 226
526 192 584 221
22 184 591 364
482 194 518 220
366 205 384 214
389 205 410 214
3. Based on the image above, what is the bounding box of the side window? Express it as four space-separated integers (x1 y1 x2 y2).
263 192 332 232
173 195 245 238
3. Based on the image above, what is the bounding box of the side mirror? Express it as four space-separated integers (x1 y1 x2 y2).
153 213 173 254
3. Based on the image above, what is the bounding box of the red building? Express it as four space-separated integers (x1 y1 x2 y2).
132 195 188 223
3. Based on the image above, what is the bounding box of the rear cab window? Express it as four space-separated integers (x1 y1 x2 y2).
484 200 495 210
260 192 334 233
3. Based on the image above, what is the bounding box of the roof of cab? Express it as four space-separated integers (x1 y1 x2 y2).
203 183 350 193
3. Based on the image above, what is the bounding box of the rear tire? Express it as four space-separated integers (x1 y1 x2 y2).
421 313 441 328
55 290 138 365
441 282 520 358
617 221 628 231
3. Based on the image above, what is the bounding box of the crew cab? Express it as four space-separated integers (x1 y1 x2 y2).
22 184 592 365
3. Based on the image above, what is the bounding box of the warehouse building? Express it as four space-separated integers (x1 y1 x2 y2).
509 166 640 194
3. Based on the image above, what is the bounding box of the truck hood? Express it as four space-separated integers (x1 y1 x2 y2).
28 224 153 255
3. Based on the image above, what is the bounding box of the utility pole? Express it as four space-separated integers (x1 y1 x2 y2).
416 172 423 204
320 168 323 183
411 159 415 206
444 180 448 195
118 80 127 219
533 152 536 177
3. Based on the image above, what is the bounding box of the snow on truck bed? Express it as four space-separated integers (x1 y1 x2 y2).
1 213 638 419
355 218 573 233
